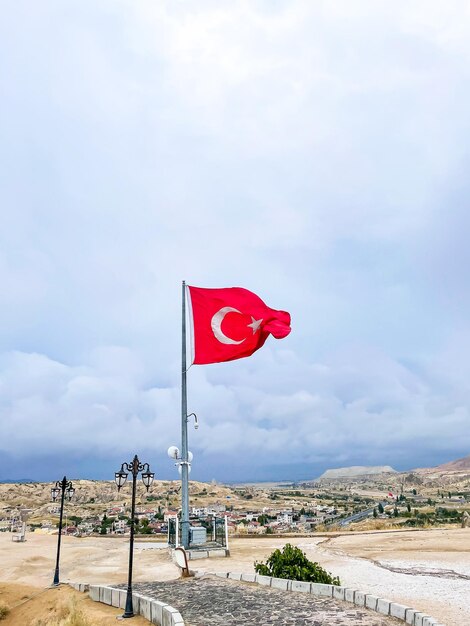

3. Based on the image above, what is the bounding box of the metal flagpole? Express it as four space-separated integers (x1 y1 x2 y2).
181 280 190 548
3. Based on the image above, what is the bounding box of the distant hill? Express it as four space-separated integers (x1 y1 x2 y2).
318 465 397 480
0 478 36 484
435 454 470 472
408 453 470 489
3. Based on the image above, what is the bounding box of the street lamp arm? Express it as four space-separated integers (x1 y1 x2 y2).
187 412 198 429
54 477 73 493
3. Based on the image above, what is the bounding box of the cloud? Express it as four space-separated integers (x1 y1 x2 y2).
0 1 470 479
1 342 469 481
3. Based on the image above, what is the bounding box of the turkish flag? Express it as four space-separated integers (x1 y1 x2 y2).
187 286 291 365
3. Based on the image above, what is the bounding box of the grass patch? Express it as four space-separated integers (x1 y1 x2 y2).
0 601 10 620
32 598 92 626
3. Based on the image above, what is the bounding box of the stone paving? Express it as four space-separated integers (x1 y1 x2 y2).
127 576 401 625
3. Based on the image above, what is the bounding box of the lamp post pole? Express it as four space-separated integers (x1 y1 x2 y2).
115 455 155 619
51 476 75 586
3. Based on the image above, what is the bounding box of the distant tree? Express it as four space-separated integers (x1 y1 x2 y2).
394 507 399 517
378 503 384 514
412 489 417 496
407 503 411 513
373 508 378 518
99 514 115 535
138 518 152 535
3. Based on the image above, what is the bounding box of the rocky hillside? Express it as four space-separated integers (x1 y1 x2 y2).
315 455 470 491
435 454 470 472
409 453 470 489
0 479 236 523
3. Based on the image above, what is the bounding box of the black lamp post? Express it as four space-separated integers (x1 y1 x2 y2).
115 455 155 619
51 476 75 586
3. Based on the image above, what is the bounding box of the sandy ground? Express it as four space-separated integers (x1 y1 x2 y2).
0 534 179 587
0 583 150 625
1 529 469 626
317 529 470 626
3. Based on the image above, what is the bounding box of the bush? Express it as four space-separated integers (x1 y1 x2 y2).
254 543 340 585
0 602 10 620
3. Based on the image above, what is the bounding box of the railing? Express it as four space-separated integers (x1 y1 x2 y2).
167 515 228 549
168 517 178 547
214 516 227 546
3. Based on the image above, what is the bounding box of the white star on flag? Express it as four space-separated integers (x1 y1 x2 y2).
247 316 263 334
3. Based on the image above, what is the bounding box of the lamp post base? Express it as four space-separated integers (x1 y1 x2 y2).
52 568 60 586
122 591 134 618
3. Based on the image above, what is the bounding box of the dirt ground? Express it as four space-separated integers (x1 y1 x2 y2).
0 534 179 587
0 583 150 626
315 529 470 626
1 528 469 625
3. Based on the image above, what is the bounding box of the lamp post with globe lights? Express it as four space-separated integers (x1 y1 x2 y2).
115 455 155 619
51 476 75 586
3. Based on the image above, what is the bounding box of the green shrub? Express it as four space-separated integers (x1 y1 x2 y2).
0 601 10 620
254 543 340 585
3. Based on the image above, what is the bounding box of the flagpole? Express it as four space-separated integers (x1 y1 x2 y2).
181 280 190 549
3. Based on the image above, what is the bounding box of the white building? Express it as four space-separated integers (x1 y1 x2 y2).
276 512 293 525
113 519 128 534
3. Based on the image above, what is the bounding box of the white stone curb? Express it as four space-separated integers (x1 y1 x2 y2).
206 572 446 626
69 583 185 625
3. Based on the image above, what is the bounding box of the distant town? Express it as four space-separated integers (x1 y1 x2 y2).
2 459 469 539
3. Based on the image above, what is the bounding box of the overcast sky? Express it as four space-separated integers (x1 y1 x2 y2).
1 1 470 482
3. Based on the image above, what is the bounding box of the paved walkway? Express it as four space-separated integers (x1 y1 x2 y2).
128 576 400 625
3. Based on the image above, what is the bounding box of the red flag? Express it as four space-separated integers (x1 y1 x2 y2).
187 286 291 365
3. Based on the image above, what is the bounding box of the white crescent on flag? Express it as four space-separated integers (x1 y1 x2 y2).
211 307 245 345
